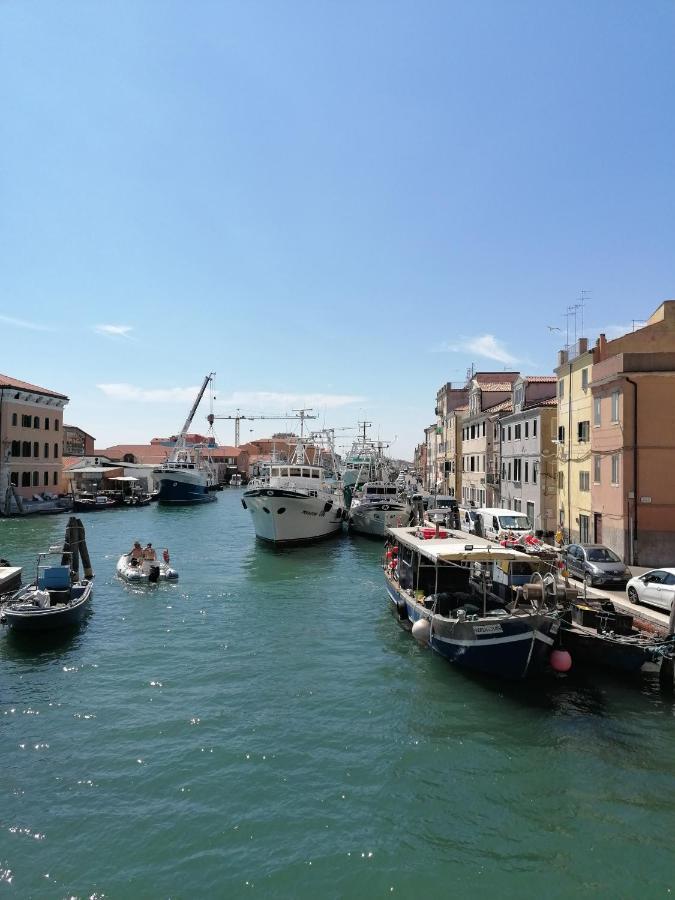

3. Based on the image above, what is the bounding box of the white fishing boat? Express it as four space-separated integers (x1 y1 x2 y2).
348 481 413 537
116 549 178 583
154 373 218 505
242 419 345 544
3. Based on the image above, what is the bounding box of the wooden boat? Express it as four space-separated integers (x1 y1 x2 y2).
385 526 560 680
0 517 94 633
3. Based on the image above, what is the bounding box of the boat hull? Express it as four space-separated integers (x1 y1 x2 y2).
385 575 557 679
116 556 179 583
349 502 412 537
157 470 217 505
243 488 344 544
558 624 651 673
2 582 93 632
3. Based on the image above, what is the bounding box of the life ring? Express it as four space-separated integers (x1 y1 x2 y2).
382 504 390 511
266 490 274 496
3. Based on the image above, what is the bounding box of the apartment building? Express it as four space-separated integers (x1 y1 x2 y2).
434 382 468 497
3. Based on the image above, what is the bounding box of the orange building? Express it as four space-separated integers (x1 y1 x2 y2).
0 373 69 501
591 301 675 565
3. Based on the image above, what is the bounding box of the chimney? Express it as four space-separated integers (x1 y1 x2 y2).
557 349 568 366
577 337 588 354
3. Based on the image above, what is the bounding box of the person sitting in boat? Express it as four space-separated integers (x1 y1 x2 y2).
143 543 157 561
130 541 143 560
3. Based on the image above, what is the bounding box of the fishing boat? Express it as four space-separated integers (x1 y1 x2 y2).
348 481 413 537
243 423 345 544
154 373 218 505
116 549 178 583
384 526 560 679
73 492 119 511
0 517 94 633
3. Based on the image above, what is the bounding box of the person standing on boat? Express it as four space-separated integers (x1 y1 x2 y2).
143 543 157 561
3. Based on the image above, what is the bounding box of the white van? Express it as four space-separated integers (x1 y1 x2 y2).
475 507 532 541
458 507 479 534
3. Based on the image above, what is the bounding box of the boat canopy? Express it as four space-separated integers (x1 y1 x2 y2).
108 476 139 482
386 527 533 564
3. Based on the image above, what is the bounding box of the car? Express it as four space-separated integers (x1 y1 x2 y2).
563 543 632 588
626 568 675 612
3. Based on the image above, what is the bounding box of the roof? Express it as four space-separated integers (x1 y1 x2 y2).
483 399 513 414
524 397 557 409
0 373 68 400
387 527 531 563
64 425 95 438
474 372 519 389
524 375 556 383
96 444 172 464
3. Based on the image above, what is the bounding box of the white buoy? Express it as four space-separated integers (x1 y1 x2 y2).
411 617 430 644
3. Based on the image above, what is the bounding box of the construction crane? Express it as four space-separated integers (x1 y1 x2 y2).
207 408 317 447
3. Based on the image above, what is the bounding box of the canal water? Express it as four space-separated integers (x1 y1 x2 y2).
1 491 674 898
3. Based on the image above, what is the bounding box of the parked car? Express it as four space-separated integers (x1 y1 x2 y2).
626 568 675 612
563 543 632 587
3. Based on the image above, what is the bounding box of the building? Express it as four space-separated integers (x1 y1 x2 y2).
461 373 518 507
64 425 95 457
413 442 427 483
424 424 438 492
554 338 594 544
590 301 675 565
498 375 557 534
435 383 469 497
0 373 69 502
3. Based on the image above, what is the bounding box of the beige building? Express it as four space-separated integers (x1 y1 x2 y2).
0 373 69 502
435 383 468 497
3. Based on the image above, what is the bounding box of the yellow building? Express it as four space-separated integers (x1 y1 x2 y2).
554 338 594 543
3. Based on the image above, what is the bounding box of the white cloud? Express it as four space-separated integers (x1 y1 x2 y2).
94 324 134 338
0 314 54 331
97 385 366 409
436 333 519 365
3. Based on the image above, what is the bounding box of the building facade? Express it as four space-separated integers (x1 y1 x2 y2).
64 425 95 457
554 339 594 544
435 383 468 496
0 373 68 501
590 301 675 565
498 376 557 535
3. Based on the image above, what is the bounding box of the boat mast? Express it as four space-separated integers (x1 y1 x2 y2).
172 373 215 459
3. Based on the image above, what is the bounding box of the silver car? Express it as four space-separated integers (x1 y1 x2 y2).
627 568 675 612
563 543 632 587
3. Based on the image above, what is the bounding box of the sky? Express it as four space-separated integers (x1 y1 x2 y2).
1 0 674 458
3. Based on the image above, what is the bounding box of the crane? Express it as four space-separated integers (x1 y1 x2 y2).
207 408 317 447
172 372 215 457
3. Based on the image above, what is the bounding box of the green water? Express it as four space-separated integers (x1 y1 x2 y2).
1 492 674 898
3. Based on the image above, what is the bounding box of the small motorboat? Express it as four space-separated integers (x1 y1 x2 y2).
0 517 94 633
116 550 178 584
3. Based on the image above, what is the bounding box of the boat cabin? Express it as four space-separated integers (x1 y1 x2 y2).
270 465 322 480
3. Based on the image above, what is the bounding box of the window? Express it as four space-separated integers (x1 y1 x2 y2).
45 418 50 430
579 514 590 543
559 508 565 525
22 414 32 427
526 502 535 527
558 425 565 444
22 441 31 457
533 462 538 484
32 471 39 487
10 472 18 487
558 380 565 399
611 453 620 485
11 440 20 456
53 472 58 486
22 472 31 487
502 462 506 480
611 391 620 423
482 422 485 437
508 426 512 441
593 455 601 483
524 461 529 483
44 443 49 458
513 459 522 482
33 441 39 457
577 420 590 442
579 471 590 491
558 471 564 490
533 419 537 437
482 455 485 472
525 421 529 438
43 472 49 486
593 397 601 426
55 420 59 431
54 443 59 458
514 424 521 440
581 368 589 391
507 462 512 481
513 499 522 512
33 416 40 428
12 413 17 426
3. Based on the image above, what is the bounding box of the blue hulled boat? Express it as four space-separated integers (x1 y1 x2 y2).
384 526 560 680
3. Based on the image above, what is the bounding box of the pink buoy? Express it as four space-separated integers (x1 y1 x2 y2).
550 649 572 673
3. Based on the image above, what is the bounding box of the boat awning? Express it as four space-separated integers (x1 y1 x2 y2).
387 527 533 563
107 476 139 482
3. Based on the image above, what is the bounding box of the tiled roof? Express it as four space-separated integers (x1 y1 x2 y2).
0 373 68 399
524 398 557 409
96 444 172 464
209 446 244 458
480 383 517 392
483 399 513 414
525 375 556 383
474 372 519 388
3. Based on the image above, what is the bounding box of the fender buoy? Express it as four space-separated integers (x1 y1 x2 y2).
266 490 274 496
395 598 408 620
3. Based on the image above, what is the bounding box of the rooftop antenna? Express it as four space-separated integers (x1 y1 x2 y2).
578 289 590 337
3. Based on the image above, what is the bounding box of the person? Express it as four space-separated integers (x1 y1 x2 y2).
130 541 143 560
143 543 157 561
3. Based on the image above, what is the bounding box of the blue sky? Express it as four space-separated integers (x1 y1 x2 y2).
1 0 674 457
